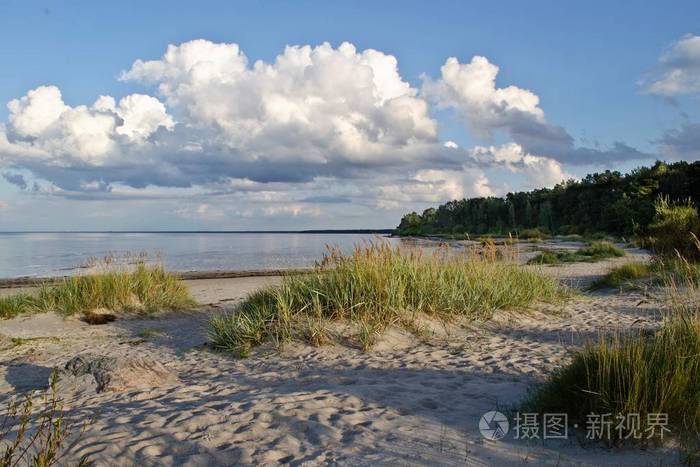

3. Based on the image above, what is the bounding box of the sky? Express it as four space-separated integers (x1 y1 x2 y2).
0 0 698 230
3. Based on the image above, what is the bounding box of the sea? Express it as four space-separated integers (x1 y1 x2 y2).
0 232 410 279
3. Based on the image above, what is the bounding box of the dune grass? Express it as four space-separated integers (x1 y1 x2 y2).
590 256 700 291
526 256 700 450
0 263 195 320
526 315 700 445
518 228 550 241
589 262 652 289
0 293 36 319
209 242 565 356
527 241 625 265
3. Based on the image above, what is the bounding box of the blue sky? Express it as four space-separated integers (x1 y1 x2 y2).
0 1 698 230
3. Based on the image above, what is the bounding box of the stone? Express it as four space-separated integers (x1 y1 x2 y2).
55 353 178 393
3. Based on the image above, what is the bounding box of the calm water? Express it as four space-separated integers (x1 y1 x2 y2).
0 232 406 279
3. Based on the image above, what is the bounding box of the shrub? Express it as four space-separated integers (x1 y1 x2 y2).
647 196 700 258
519 228 549 240
209 242 564 356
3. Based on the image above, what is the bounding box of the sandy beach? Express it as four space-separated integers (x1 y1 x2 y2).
0 247 683 466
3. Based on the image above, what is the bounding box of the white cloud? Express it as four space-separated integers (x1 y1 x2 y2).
377 168 494 210
114 94 174 140
0 39 649 227
7 86 68 138
472 143 572 189
422 56 650 166
4 86 173 164
121 40 437 163
1 40 451 198
422 56 544 138
642 34 700 96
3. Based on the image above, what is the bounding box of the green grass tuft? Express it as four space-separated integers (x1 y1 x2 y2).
0 263 195 320
526 316 700 445
0 293 37 319
518 228 549 240
590 262 652 289
209 242 565 356
590 258 700 291
526 256 700 450
527 251 563 265
577 240 625 258
528 241 626 265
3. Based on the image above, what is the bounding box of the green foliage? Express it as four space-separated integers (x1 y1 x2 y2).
527 251 562 265
0 293 36 319
526 316 700 444
589 262 652 289
518 228 549 240
209 242 565 356
0 264 195 320
396 161 700 239
526 260 700 449
647 196 700 258
577 241 625 258
527 241 625 265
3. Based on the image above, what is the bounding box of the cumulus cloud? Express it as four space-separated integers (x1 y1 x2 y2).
1 40 455 197
120 40 436 163
423 56 651 165
641 34 700 96
3 85 173 167
0 39 656 225
423 56 544 138
376 168 494 210
471 143 573 189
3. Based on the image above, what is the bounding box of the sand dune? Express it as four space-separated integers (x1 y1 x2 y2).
0 249 682 466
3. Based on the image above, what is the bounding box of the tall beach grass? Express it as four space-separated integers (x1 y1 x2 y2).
209 242 565 356
0 261 195 320
526 252 700 450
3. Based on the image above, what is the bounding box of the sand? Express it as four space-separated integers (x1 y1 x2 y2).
0 246 683 466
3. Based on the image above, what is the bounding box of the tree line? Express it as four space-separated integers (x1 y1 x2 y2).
396 161 700 238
